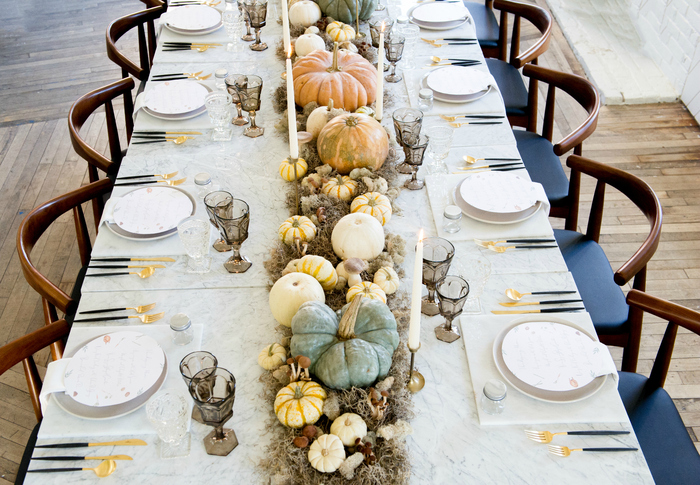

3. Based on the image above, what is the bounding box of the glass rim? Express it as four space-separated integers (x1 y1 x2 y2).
188 366 236 403
204 190 234 208
212 198 249 221
436 275 470 300
179 351 219 380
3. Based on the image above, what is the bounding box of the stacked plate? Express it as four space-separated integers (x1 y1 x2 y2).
421 66 493 104
408 2 471 30
143 80 211 120
452 172 543 224
56 331 167 419
163 5 223 35
107 186 196 241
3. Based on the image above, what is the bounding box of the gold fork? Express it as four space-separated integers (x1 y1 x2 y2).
488 244 558 253
526 430 630 444
74 312 165 324
189 73 212 80
79 303 157 315
157 177 187 186
474 238 556 248
547 445 638 457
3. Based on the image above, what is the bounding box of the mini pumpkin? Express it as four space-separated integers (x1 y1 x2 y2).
279 215 317 245
373 266 400 295
308 434 346 473
326 21 355 41
297 255 339 291
288 0 322 27
330 413 367 446
322 175 358 202
274 380 327 428
269 272 326 327
355 106 375 117
279 157 308 181
331 213 385 261
306 99 338 139
317 113 389 174
351 192 392 225
258 343 287 370
294 33 326 57
347 281 386 303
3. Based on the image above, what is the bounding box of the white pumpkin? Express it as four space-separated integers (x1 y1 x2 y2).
258 343 287 370
330 413 367 446
373 266 400 295
331 213 385 260
308 434 346 473
304 25 320 35
289 1 322 27
269 272 325 327
307 99 336 139
294 33 326 57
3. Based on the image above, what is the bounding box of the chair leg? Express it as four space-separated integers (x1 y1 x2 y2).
621 306 644 373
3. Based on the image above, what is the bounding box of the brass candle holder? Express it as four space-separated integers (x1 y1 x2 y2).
355 0 366 39
282 156 305 215
407 343 425 393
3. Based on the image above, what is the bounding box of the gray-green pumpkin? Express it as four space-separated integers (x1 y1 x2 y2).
318 0 378 24
290 295 399 389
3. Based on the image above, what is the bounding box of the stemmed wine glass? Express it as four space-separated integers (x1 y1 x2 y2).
204 92 233 141
392 108 423 174
232 75 264 138
223 1 245 52
189 367 239 456
402 133 429 190
204 191 234 252
384 34 405 83
180 351 218 423
422 237 455 316
225 74 250 126
435 275 470 343
236 0 255 41
177 216 212 274
213 198 252 273
242 0 268 51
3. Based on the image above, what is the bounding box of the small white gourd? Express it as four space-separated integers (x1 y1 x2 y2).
330 413 367 446
308 434 346 473
294 33 326 57
257 343 287 370
288 1 322 27
373 266 400 295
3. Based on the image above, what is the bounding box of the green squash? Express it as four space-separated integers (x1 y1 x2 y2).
290 295 399 389
318 0 378 24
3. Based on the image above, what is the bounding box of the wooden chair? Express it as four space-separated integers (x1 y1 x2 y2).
463 1 499 58
16 179 113 360
68 77 135 200
485 0 552 128
555 155 662 373
620 289 700 484
515 64 600 231
0 319 71 484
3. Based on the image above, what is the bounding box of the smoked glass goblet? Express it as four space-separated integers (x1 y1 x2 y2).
242 0 268 51
384 34 405 83
236 0 255 41
189 367 238 456
213 198 252 273
225 74 250 126
402 133 429 190
204 190 234 252
435 275 470 343
421 237 455 316
232 75 264 138
180 351 218 423
392 108 423 174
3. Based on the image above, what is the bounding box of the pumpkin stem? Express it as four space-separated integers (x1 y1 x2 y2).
268 345 275 357
293 384 304 400
327 99 334 112
327 42 342 73
345 115 359 127
338 294 363 340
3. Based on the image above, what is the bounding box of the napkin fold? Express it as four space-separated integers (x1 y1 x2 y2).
39 358 72 414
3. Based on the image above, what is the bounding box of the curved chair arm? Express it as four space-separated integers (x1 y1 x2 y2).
627 290 700 335
0 320 71 377
494 0 552 67
566 155 662 286
106 6 164 80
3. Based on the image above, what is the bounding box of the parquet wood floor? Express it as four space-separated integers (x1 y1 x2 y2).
0 0 699 481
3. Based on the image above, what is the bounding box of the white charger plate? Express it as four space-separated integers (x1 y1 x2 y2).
492 317 607 403
460 171 539 214
143 80 210 117
412 2 469 23
427 66 493 97
164 20 223 36
408 3 471 30
163 5 222 31
420 71 491 104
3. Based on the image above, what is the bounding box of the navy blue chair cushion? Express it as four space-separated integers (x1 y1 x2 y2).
514 130 569 205
485 58 528 117
464 2 499 49
14 422 39 484
554 229 629 335
65 264 89 328
619 372 700 485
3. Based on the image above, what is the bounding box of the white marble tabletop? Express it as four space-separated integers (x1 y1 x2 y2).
27 1 654 483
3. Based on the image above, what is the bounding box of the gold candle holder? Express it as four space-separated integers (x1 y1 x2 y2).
355 0 366 38
407 343 425 393
283 156 305 215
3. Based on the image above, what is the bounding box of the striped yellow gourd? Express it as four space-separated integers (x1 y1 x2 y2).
298 255 338 291
274 380 327 428
279 215 317 245
322 175 358 202
350 192 392 225
326 21 356 42
346 281 387 303
279 157 308 181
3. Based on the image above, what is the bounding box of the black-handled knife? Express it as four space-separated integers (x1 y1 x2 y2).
499 299 584 307
85 272 131 277
150 76 189 81
566 431 631 436
32 455 132 461
492 307 586 314
114 180 160 186
72 316 133 323
36 439 147 448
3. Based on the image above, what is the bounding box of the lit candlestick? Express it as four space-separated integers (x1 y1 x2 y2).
281 0 291 54
375 21 385 121
408 229 424 350
286 50 299 159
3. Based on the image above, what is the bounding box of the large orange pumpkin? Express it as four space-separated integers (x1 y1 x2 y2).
317 113 389 174
293 49 377 112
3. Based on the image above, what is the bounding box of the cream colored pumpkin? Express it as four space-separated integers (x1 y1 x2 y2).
351 192 392 225
294 33 326 57
322 175 358 202
347 281 387 303
306 99 338 139
326 21 355 41
269 272 325 327
330 413 367 446
279 215 317 245
308 434 346 473
297 255 339 291
304 25 320 34
279 157 308 181
373 266 400 295
274 380 327 428
332 213 385 260
258 343 287 370
288 1 322 27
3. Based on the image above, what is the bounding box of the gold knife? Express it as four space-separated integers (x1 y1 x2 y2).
499 299 583 307
90 257 176 262
36 439 147 448
32 455 133 461
491 307 585 314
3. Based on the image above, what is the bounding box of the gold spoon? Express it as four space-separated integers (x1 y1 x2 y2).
163 136 193 145
156 177 187 186
505 288 578 301
29 459 117 477
190 73 212 80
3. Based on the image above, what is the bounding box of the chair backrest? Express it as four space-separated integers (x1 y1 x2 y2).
106 5 164 82
139 0 167 8
567 154 662 290
0 320 71 421
68 77 135 185
493 0 552 67
626 290 700 393
16 178 113 356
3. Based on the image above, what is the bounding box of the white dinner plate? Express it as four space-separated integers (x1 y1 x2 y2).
420 71 492 104
412 2 469 23
460 171 538 214
143 80 209 117
492 317 608 403
164 20 223 36
427 66 493 97
162 5 222 31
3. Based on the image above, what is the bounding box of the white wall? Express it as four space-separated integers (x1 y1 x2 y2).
629 0 700 123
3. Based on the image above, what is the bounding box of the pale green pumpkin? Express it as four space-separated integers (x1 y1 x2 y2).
317 0 378 24
290 296 399 389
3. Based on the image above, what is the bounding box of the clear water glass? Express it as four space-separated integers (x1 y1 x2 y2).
398 23 419 70
177 216 212 274
223 8 244 52
205 92 233 141
427 125 454 161
453 253 492 314
146 390 191 458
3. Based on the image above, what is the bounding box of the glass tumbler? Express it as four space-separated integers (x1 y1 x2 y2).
223 6 245 52
425 125 453 174
454 254 492 314
177 216 212 274
146 390 191 459
205 92 233 141
398 23 419 70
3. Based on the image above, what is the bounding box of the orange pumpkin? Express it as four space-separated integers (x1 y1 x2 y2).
317 113 389 174
293 49 377 112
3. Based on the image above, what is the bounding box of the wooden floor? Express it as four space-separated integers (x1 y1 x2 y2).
0 0 699 482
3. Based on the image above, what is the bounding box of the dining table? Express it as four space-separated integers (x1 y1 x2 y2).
26 0 655 483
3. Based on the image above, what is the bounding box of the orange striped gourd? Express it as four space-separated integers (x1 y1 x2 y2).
274 380 327 428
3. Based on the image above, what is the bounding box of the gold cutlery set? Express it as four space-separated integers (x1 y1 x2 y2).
74 302 163 324
29 439 146 477
474 238 558 253
491 285 583 314
525 430 637 457
162 43 221 52
114 171 186 186
132 131 202 146
85 257 175 279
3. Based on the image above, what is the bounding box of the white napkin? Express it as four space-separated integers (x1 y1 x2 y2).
39 358 72 415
